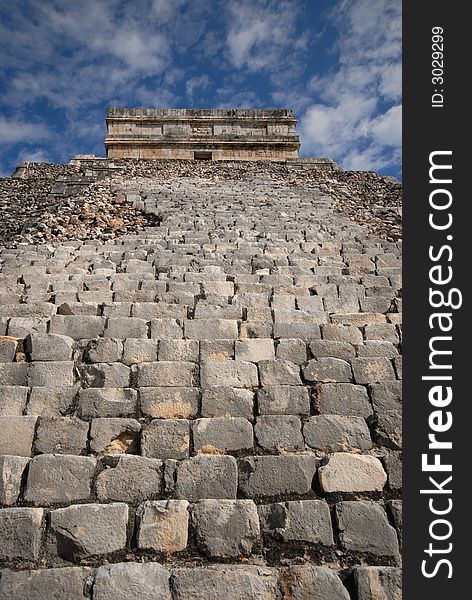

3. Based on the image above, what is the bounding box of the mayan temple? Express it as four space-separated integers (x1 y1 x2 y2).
0 109 402 599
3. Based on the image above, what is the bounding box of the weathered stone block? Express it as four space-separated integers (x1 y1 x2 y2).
257 385 311 416
351 358 395 384
258 500 334 546
90 418 141 455
28 361 75 387
0 567 91 600
93 562 172 600
258 359 301 386
34 417 89 455
49 315 105 339
136 500 189 553
25 454 96 504
150 319 183 339
105 317 148 338
0 338 18 362
77 388 137 418
316 383 372 417
26 386 76 417
303 415 372 452
140 387 199 419
275 338 307 363
308 340 356 361
239 455 317 499
0 455 29 505
354 566 402 600
383 451 402 491
279 566 350 600
235 339 275 362
335 501 400 559
193 417 253 453
201 387 254 418
142 419 190 459
0 363 28 386
82 362 130 387
0 507 43 560
302 358 352 383
158 339 199 362
192 499 260 558
372 410 402 449
84 338 123 363
48 502 128 560
255 415 304 453
137 361 196 387
0 385 28 416
200 361 258 388
172 565 279 600
175 455 238 501
24 333 74 361
0 416 37 456
319 453 386 493
200 339 235 361
122 338 158 364
96 455 163 503
184 319 238 339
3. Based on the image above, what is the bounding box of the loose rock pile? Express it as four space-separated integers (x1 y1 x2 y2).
0 161 402 599
1 159 401 248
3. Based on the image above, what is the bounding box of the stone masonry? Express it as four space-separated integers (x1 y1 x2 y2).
105 108 300 161
0 159 402 598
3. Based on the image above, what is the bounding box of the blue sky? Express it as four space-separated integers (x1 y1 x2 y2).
0 0 401 178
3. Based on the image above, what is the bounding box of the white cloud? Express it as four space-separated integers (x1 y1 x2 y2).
0 116 51 145
186 75 210 100
299 0 402 173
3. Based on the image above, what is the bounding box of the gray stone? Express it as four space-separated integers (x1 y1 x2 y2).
192 499 260 558
0 567 91 600
316 383 372 417
258 500 334 546
302 358 352 383
96 455 163 503
0 338 17 362
137 361 196 387
77 388 137 418
49 315 105 340
0 507 44 560
84 338 123 363
351 358 396 384
235 339 275 362
0 363 28 386
137 500 189 553
25 454 96 504
258 359 302 385
0 416 37 456
239 455 317 498
90 418 141 455
371 410 402 449
257 386 311 416
142 419 190 459
158 339 199 362
321 324 363 343
200 339 235 361
93 562 172 600
122 338 158 364
175 455 238 501
0 386 29 416
279 566 350 600
26 386 76 417
309 340 356 362
319 453 387 493
28 361 75 387
201 387 254 418
150 318 183 339
184 319 239 339
82 362 130 387
24 333 73 361
335 501 400 559
354 566 402 600
276 338 307 363
172 566 279 600
383 451 402 490
0 455 29 505
303 415 372 452
255 415 304 453
200 360 259 388
387 500 402 541
369 381 402 411
34 417 89 455
105 317 148 338
193 417 253 453
48 502 128 560
140 387 199 419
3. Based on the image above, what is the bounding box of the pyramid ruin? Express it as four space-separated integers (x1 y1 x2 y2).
0 111 402 599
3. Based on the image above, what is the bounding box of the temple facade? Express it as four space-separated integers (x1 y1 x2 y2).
104 108 300 161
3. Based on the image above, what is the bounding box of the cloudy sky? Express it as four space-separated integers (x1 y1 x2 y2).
0 0 401 178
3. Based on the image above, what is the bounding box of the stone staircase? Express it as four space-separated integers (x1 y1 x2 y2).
0 172 402 599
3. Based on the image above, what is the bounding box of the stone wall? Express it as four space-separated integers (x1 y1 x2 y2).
105 108 300 161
